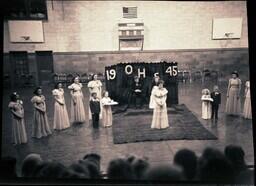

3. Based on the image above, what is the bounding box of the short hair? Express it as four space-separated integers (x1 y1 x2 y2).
143 164 184 181
107 158 134 180
10 92 18 102
173 149 197 180
33 87 42 95
224 145 246 172
69 162 90 179
131 158 150 180
157 80 164 85
35 161 67 178
83 153 101 162
79 159 101 179
102 91 108 97
72 76 80 82
199 153 235 183
92 74 97 80
54 82 62 89
231 71 239 77
21 153 43 177
83 153 101 171
202 88 210 95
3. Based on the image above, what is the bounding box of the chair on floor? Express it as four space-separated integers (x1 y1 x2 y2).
97 72 105 82
80 73 88 84
192 71 202 82
177 71 184 82
183 71 190 83
58 73 67 87
202 69 211 83
66 74 74 85
210 70 219 84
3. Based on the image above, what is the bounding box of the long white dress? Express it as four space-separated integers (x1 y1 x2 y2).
68 83 86 123
225 78 242 115
88 80 103 120
31 95 52 138
243 81 252 119
151 87 169 129
101 97 113 127
8 101 28 145
149 86 158 109
52 88 70 130
201 95 212 119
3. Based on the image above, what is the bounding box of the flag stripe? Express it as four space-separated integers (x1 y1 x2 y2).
123 7 137 18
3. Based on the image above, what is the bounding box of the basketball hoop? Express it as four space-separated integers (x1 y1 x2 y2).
220 32 234 49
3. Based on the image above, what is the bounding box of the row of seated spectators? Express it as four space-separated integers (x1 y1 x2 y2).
0 145 254 184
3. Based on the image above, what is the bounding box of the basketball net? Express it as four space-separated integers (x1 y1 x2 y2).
219 33 233 50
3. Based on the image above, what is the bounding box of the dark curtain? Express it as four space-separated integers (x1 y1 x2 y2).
105 62 179 107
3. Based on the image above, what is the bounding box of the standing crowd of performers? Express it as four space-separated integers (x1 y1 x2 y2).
8 71 252 146
201 71 252 120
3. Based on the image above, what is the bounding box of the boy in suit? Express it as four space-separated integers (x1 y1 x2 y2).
90 92 101 128
211 85 221 120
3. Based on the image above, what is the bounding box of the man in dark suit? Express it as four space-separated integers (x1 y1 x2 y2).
90 92 101 128
211 85 221 120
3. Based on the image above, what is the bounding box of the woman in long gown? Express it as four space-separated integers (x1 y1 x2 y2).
8 92 28 145
151 80 169 129
52 83 70 130
101 91 113 127
88 74 103 120
201 89 212 119
31 87 52 139
243 81 252 119
68 76 86 123
149 75 160 109
225 71 242 116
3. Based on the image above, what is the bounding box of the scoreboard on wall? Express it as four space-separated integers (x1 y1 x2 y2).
105 62 179 107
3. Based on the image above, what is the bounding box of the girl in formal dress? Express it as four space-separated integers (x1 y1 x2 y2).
88 74 103 120
243 81 252 119
225 71 242 116
101 91 113 127
8 92 27 145
52 83 70 130
31 87 52 139
68 76 86 123
201 89 213 119
151 80 169 129
149 74 160 109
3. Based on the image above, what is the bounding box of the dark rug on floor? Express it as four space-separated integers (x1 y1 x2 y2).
112 104 218 144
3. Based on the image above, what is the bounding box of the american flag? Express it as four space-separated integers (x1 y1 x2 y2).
123 7 137 18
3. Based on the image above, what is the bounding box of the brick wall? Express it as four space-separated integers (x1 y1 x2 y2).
4 1 248 52
52 48 249 81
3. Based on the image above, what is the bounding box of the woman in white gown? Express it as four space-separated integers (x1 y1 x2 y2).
149 75 160 109
68 76 86 123
52 83 70 130
101 91 113 127
243 81 252 119
151 80 169 129
8 92 27 145
201 89 213 119
88 74 103 120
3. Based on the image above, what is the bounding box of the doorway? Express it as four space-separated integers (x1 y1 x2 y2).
35 51 54 85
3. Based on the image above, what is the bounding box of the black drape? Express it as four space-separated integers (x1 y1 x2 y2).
105 62 179 107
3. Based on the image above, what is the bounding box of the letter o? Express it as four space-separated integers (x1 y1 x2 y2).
125 65 133 75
